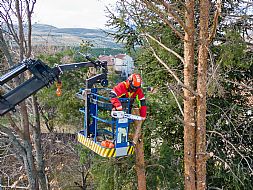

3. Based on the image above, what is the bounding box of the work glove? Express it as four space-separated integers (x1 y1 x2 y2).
113 106 123 111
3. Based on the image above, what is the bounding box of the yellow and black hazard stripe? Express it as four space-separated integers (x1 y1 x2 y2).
127 145 134 155
77 133 135 157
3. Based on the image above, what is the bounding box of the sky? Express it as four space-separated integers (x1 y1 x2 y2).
33 0 117 29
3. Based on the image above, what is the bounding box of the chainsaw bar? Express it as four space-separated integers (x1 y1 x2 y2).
111 111 144 121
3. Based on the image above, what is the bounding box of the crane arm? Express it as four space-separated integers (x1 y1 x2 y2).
0 58 107 116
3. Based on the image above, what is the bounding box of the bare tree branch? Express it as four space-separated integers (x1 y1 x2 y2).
212 155 244 185
143 0 188 34
159 0 188 33
142 0 184 39
208 130 253 175
144 33 185 64
147 44 197 96
0 124 26 158
167 84 184 116
6 113 24 139
208 0 222 42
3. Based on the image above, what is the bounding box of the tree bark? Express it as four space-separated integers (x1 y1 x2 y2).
1 1 43 189
132 109 146 190
15 0 25 60
25 0 35 58
184 0 196 189
15 1 39 189
134 133 146 190
32 95 48 190
196 0 210 189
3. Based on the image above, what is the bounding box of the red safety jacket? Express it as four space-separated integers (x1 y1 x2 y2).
110 81 147 118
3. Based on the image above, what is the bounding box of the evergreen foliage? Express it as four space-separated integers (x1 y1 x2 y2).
103 0 253 189
206 29 253 190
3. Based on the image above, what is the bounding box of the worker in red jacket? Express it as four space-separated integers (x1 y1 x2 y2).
109 73 147 120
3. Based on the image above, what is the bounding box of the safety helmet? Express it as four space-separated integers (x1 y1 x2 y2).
128 73 142 90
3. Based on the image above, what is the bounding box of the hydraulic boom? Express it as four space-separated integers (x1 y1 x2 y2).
0 58 107 116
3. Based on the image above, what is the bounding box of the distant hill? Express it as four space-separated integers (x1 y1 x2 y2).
31 24 122 48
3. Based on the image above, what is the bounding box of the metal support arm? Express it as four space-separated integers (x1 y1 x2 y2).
0 58 107 116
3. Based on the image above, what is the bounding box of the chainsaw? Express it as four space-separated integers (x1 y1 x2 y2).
111 111 144 121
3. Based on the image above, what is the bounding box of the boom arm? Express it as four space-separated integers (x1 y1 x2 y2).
0 58 107 116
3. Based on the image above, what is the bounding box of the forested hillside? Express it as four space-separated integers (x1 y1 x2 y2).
31 24 122 48
0 1 252 190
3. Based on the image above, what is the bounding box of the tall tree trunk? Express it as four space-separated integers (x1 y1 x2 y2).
1 1 42 189
32 95 48 190
133 109 146 190
15 1 39 189
20 100 39 190
196 0 210 189
134 132 146 190
26 1 47 187
184 0 196 189
23 156 37 190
